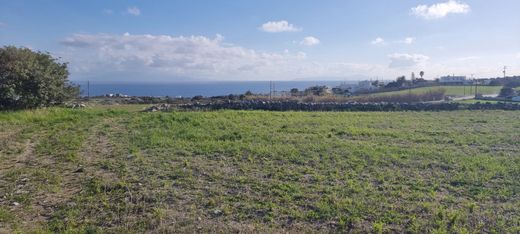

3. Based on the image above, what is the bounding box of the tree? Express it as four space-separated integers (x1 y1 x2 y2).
332 87 350 96
304 86 329 96
489 79 503 86
0 46 79 110
191 95 203 101
385 76 407 88
290 88 300 96
499 87 516 97
419 71 425 79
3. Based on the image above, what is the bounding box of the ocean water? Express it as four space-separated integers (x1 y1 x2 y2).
77 81 355 97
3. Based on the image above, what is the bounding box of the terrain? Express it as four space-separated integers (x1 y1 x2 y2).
365 85 502 98
1 106 519 233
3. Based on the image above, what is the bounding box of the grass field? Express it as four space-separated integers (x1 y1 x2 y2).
1 107 519 232
454 99 502 104
367 86 502 98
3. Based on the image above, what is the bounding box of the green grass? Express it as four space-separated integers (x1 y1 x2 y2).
1 107 520 232
454 99 500 104
367 86 502 97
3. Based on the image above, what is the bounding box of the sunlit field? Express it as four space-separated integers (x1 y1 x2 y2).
1 107 519 233
366 86 502 97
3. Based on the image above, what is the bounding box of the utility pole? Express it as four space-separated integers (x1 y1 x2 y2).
273 81 276 98
268 81 276 100
475 81 478 98
269 81 272 100
469 74 477 97
503 66 507 78
473 75 479 99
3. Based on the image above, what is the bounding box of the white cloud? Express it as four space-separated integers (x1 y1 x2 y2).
517 53 520 59
403 37 415 44
411 0 470 20
373 37 415 45
102 9 113 15
127 6 141 16
61 33 310 80
58 33 513 81
371 37 385 45
456 56 480 61
259 21 301 33
300 36 320 46
388 53 429 68
58 33 396 81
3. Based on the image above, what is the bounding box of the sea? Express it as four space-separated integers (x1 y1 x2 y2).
76 81 356 98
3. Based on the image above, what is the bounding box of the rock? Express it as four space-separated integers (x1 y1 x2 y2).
144 103 173 112
147 106 159 112
74 167 84 173
213 209 222 215
66 102 87 109
12 202 20 206
14 190 28 195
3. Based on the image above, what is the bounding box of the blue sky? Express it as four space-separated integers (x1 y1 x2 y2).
0 0 519 82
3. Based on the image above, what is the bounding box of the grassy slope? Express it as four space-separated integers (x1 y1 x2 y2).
1 107 519 233
367 86 502 97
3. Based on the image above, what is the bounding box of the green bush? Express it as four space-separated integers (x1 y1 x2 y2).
0 46 78 110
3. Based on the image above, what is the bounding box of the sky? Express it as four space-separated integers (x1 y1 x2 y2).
0 0 519 82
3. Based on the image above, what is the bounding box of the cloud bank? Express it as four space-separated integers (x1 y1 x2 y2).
60 33 314 80
58 33 398 81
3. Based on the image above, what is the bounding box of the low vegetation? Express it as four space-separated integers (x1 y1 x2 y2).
366 86 502 98
350 88 445 103
0 46 78 110
1 107 519 232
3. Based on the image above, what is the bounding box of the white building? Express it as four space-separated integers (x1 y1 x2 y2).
440 75 467 84
478 79 492 85
337 80 379 93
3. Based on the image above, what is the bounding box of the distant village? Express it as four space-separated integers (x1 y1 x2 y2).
96 72 520 105
279 72 520 102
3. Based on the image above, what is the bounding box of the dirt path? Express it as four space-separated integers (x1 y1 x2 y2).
0 115 125 231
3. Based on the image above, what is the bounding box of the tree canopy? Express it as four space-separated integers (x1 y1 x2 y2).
0 46 78 110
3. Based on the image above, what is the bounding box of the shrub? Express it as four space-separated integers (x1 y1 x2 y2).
0 46 79 110
498 87 515 97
